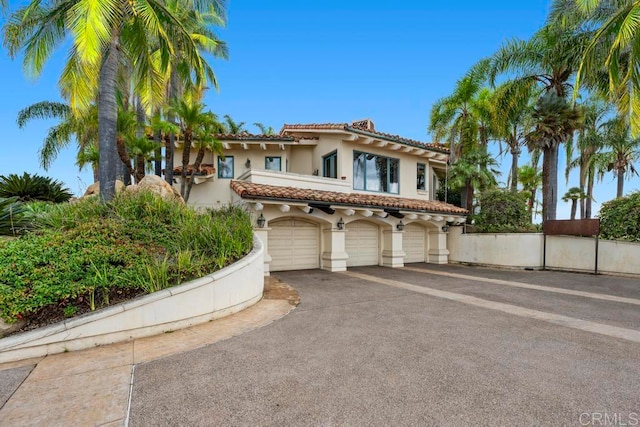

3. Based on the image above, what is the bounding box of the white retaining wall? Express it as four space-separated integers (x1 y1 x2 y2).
448 227 640 276
0 235 265 364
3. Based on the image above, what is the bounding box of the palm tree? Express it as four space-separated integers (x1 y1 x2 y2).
254 122 276 136
562 186 588 220
4 0 224 202
17 101 99 179
526 92 583 221
492 81 537 192
223 115 247 134
565 97 609 218
448 149 501 211
184 114 224 202
518 162 543 223
597 118 640 197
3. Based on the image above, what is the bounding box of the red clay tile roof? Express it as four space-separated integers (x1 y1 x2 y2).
280 123 449 154
213 133 296 142
231 181 467 215
173 163 216 176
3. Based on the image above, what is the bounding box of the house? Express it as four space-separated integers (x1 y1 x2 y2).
175 119 467 275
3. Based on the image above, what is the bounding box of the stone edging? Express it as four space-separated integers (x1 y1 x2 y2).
0 234 265 364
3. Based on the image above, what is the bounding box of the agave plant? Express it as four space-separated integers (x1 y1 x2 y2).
0 197 28 236
0 173 73 203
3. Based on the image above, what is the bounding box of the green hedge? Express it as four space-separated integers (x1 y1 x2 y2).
0 191 253 324
473 189 533 233
599 191 640 242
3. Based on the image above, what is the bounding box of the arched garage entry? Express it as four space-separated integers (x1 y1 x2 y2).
269 218 320 271
346 220 380 267
403 223 427 263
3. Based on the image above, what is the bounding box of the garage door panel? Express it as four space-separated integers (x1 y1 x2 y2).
404 223 425 263
346 221 379 267
269 219 319 272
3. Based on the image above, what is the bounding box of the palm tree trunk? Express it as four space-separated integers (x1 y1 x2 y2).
510 145 520 193
116 137 135 178
465 180 474 213
135 99 146 184
154 128 162 177
585 170 594 219
617 168 624 198
542 144 559 221
97 32 121 202
529 188 536 223
180 130 193 197
184 148 206 202
92 165 99 183
570 200 577 220
165 71 179 185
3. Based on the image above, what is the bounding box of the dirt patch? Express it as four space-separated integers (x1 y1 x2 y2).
263 276 300 306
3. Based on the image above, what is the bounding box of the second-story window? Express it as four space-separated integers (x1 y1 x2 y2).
218 156 234 179
323 151 337 178
265 156 281 171
353 151 399 194
417 163 426 190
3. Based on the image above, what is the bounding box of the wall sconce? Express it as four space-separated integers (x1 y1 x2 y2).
442 224 450 233
257 213 266 228
397 220 404 231
245 158 251 168
337 217 344 230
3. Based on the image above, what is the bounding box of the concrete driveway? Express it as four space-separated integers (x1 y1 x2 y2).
130 265 640 426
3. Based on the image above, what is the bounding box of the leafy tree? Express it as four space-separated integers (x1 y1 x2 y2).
474 189 531 233
0 173 72 203
562 186 588 220
599 191 640 241
518 162 543 223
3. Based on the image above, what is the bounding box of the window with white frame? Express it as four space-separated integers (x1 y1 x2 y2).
218 156 234 179
417 163 426 190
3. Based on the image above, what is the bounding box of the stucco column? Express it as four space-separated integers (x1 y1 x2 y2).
321 227 348 272
254 228 272 276
382 230 405 268
428 228 449 264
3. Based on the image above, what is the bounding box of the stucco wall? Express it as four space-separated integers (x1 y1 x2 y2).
448 227 640 276
0 235 265 363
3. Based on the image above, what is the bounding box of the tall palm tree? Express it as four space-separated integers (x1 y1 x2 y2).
490 25 587 220
518 162 543 223
184 113 224 202
597 118 640 197
223 115 247 134
526 92 583 221
254 122 276 135
565 97 609 218
492 81 537 192
4 0 223 202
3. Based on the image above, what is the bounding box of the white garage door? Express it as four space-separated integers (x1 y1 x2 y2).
269 218 320 271
403 223 426 263
346 221 379 267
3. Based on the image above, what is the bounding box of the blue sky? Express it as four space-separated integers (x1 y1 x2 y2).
1 0 637 219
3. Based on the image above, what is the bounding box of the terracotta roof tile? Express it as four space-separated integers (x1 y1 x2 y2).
231 181 467 215
213 133 319 143
280 122 449 154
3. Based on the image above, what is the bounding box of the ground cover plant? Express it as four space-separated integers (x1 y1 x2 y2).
0 191 253 333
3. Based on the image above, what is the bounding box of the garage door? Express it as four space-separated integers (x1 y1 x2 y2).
269 218 320 271
346 221 379 267
403 223 426 263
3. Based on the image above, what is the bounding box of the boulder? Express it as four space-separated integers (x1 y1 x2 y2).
82 180 125 198
136 175 185 203
0 317 25 338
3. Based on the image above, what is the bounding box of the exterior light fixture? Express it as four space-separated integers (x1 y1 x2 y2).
245 158 251 168
337 217 344 230
442 224 450 233
257 213 266 228
397 220 404 231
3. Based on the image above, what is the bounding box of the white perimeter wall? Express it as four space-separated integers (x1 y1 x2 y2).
448 226 640 276
0 235 265 363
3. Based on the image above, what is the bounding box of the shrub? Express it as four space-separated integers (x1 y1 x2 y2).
0 197 30 236
0 191 253 324
599 191 640 242
0 172 73 203
473 189 532 233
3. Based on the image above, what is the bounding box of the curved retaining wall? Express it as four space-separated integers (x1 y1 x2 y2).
0 234 264 364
